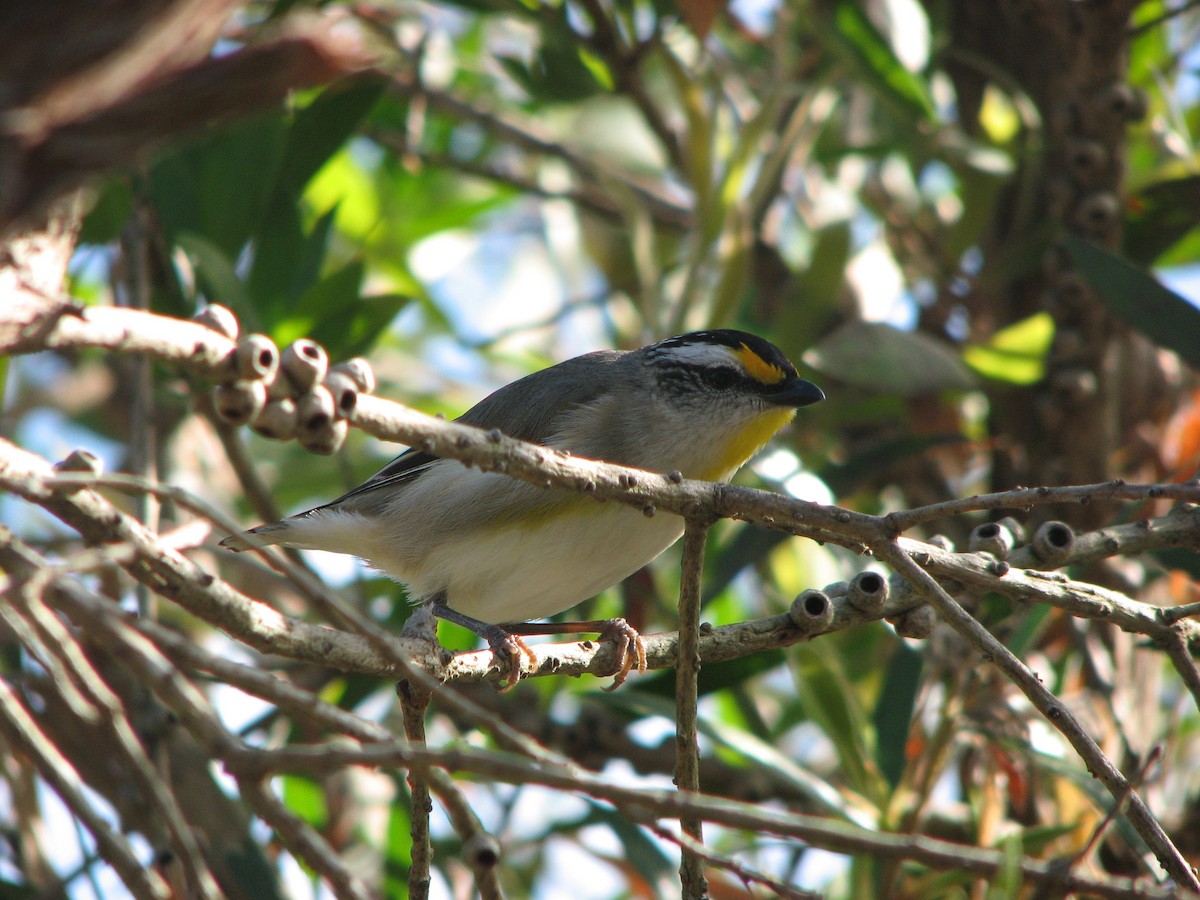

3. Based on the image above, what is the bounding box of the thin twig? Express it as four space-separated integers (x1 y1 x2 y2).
1030 746 1165 900
369 130 693 232
12 468 1200 694
119 205 159 618
385 72 692 228
424 769 504 900
1129 0 1200 36
1156 632 1200 713
1077 746 1162 864
240 779 374 900
399 680 433 900
13 535 1179 900
675 518 710 899
199 397 285 528
6 302 1200 542
570 0 684 170
649 823 822 900
0 680 172 900
884 481 1196 533
873 543 1198 892
3 542 222 898
227 740 1192 900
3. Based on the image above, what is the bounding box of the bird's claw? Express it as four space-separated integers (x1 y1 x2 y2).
488 630 538 693
598 618 647 691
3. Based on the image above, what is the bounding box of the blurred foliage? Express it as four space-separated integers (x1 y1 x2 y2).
6 0 1200 896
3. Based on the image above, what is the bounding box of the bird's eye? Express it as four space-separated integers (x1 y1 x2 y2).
704 368 738 391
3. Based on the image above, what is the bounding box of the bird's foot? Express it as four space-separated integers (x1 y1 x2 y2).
505 616 647 690
483 627 538 693
428 598 536 691
596 618 647 691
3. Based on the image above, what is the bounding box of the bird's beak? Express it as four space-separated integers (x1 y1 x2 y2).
768 377 825 408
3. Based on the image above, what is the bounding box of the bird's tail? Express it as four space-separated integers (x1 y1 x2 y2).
219 522 291 552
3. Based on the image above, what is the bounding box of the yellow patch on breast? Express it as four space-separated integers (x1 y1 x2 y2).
692 407 796 481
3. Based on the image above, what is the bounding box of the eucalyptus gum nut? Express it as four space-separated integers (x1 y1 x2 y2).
299 418 348 455
296 385 336 437
251 398 298 440
281 339 328 390
214 380 267 425
1072 192 1120 236
789 590 834 633
968 521 1016 559
331 357 376 394
55 448 102 475
322 371 359 418
846 571 888 613
235 334 279 382
192 304 239 340
1064 139 1107 185
1031 520 1075 566
893 605 936 640
266 369 299 401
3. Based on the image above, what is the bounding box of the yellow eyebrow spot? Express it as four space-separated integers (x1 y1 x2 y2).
734 343 787 385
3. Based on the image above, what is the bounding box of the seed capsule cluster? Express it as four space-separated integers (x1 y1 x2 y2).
788 517 1078 641
194 304 376 455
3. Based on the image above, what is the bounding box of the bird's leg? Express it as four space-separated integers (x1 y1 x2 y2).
503 618 647 690
427 598 537 691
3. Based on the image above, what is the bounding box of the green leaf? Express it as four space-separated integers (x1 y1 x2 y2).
279 78 386 192
1005 604 1054 658
303 147 381 241
791 638 883 801
224 837 284 900
1124 175 1200 266
873 642 922 789
704 525 788 602
778 222 851 352
175 231 252 317
943 160 1006 264
272 256 412 357
382 799 412 892
986 834 1025 900
0 878 39 898
804 322 977 395
1021 744 1149 857
582 803 674 883
275 259 366 345
246 202 338 326
1064 236 1200 367
497 36 606 103
281 775 327 828
78 178 133 245
822 433 966 499
1153 546 1200 581
826 1 936 123
608 692 873 824
963 312 1055 384
245 196 307 325
322 293 412 359
150 112 288 258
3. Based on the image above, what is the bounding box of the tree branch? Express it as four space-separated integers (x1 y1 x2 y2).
227 740 1194 900
675 519 710 898
873 543 1198 891
6 301 1200 889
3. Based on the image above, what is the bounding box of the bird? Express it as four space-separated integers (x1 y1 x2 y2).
222 329 824 687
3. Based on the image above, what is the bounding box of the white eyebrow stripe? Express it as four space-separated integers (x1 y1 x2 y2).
655 342 740 368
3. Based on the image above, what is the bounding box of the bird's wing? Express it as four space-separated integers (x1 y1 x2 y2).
321 349 625 508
